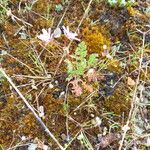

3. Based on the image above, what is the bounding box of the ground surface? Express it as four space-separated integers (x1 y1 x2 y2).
0 0 150 150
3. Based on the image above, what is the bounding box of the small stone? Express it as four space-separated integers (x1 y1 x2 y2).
49 83 54 89
43 145 48 150
97 134 102 141
21 136 26 141
38 106 44 118
55 80 58 85
95 116 102 126
74 112 77 115
59 91 65 98
90 113 95 118
88 68 95 74
28 143 37 150
103 45 107 50
122 125 130 132
31 85 37 90
138 85 145 91
103 127 107 135
47 74 52 78
61 133 67 141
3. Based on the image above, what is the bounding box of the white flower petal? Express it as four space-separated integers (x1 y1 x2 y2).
37 34 49 42
62 26 80 41
66 26 70 32
42 29 48 34
37 28 53 43
48 28 51 35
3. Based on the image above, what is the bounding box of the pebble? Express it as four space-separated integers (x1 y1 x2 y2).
49 83 54 89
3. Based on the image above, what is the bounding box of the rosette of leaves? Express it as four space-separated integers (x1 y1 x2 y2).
65 41 98 81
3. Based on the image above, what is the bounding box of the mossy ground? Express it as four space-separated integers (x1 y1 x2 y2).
0 0 149 149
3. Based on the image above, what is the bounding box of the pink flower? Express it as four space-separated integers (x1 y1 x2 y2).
37 28 53 43
62 26 80 41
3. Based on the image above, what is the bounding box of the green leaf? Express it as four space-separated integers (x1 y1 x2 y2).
64 59 73 74
75 58 87 75
64 41 99 81
75 41 87 58
88 54 98 67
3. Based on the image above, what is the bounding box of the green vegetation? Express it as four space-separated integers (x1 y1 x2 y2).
55 4 64 12
0 0 9 23
65 41 98 81
107 0 135 7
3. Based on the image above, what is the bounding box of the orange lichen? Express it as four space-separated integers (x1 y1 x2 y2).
82 26 111 54
127 7 139 16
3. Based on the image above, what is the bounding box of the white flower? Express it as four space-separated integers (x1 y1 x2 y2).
37 28 53 43
62 26 80 41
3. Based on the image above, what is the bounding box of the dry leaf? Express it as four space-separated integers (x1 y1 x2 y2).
98 133 119 149
127 77 135 86
69 78 83 97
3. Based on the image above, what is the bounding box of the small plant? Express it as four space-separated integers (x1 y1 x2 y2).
55 4 63 12
65 41 99 96
65 41 98 81
107 0 135 7
22 0 37 13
